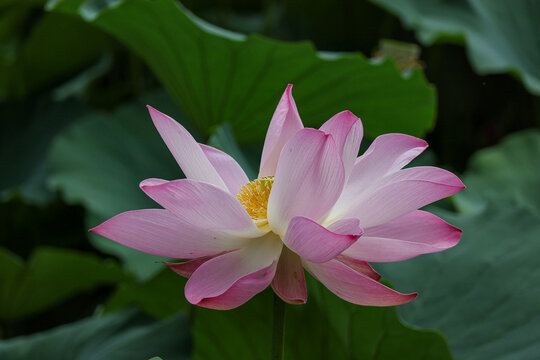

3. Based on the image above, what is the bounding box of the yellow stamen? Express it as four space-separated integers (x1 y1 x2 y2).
237 176 274 232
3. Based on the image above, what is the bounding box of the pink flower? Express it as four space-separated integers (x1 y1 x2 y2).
91 84 464 310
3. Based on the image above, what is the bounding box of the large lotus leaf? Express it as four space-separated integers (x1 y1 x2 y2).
455 129 540 215
371 0 540 95
193 285 452 360
377 205 540 360
0 8 112 99
47 91 187 280
0 310 190 360
0 247 125 322
49 0 436 143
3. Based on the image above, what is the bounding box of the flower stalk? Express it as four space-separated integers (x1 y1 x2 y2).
271 293 286 360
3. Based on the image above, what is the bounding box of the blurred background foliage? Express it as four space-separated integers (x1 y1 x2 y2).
0 0 539 359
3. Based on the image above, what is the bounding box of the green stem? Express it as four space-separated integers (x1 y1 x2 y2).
271 293 286 360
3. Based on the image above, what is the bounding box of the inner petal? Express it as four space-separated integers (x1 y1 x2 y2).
237 176 274 232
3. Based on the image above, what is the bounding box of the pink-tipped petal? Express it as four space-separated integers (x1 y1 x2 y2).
326 134 428 223
197 261 277 310
335 255 381 281
345 166 465 228
271 246 307 304
258 84 303 178
164 254 221 278
139 178 169 187
90 209 243 259
304 259 417 306
200 144 249 195
343 210 462 262
146 106 227 190
320 110 363 179
185 234 282 305
140 179 263 238
283 216 361 263
267 129 345 236
351 133 428 188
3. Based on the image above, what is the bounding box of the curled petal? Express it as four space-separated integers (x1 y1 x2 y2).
164 254 222 278
320 110 363 179
267 129 345 236
335 255 380 281
271 246 307 304
200 144 249 195
147 106 227 190
259 84 304 178
140 179 263 238
196 261 277 310
185 234 282 305
343 210 462 262
90 209 243 259
304 259 417 306
283 216 361 263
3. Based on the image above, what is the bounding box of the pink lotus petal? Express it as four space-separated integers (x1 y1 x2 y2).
258 84 303 178
343 210 462 262
200 144 249 195
267 129 345 236
185 235 282 304
271 246 307 304
90 209 243 259
140 178 263 238
147 106 227 190
351 133 428 188
344 166 465 228
197 261 277 310
304 259 417 306
139 178 168 187
164 254 221 278
283 216 361 263
326 134 428 223
326 217 362 234
319 110 363 179
335 255 381 280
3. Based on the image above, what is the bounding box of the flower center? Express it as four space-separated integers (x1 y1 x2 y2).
237 176 274 232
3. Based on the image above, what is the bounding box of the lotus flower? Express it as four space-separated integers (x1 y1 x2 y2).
91 85 464 310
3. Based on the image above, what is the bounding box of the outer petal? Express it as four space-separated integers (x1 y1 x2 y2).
185 234 282 305
341 166 465 228
200 144 249 195
304 259 417 306
197 262 277 310
90 209 244 259
147 106 227 190
319 110 363 179
271 246 307 304
283 216 361 263
335 255 381 281
164 254 221 278
343 210 462 262
326 134 427 223
140 179 263 238
350 133 428 189
267 129 345 236
258 84 303 177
